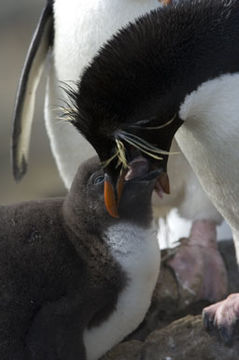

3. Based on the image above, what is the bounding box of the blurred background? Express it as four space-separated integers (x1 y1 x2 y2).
0 0 65 205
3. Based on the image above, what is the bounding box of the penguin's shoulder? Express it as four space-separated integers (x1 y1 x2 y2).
0 199 63 245
0 198 85 293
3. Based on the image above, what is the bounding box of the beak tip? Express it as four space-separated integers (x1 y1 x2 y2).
156 172 170 195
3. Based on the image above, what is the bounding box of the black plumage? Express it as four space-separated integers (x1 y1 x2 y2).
67 0 239 172
0 157 156 359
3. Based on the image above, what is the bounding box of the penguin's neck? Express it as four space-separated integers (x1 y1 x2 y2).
158 14 239 123
62 196 113 273
83 221 160 360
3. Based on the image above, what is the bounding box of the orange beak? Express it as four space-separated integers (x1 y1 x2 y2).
104 169 126 218
158 0 172 5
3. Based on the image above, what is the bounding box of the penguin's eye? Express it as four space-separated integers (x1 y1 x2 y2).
93 175 104 185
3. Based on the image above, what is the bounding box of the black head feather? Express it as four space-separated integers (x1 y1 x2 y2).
64 0 239 167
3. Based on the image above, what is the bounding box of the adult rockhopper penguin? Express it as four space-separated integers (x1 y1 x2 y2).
60 0 239 343
12 0 228 310
0 157 160 360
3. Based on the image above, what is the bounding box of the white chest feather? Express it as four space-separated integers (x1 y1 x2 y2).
83 223 160 360
177 73 239 231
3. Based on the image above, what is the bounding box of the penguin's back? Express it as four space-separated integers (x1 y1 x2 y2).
0 198 88 302
0 199 87 357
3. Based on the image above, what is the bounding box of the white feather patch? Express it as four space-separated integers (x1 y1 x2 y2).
83 222 160 360
177 73 239 252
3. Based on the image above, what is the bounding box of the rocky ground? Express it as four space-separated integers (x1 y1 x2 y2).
102 240 239 360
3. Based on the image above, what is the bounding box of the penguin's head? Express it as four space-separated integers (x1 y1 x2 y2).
65 156 160 228
63 5 187 218
65 0 227 217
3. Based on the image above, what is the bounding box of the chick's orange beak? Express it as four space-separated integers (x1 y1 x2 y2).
104 170 125 218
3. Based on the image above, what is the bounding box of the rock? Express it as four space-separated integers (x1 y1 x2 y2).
102 341 142 360
103 315 239 360
142 315 239 360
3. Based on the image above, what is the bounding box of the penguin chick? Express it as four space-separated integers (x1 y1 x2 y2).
0 156 160 360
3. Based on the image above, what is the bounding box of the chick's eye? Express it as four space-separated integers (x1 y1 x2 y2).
93 175 104 185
